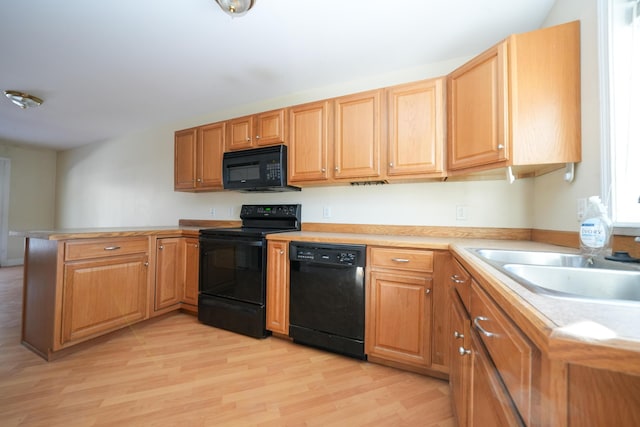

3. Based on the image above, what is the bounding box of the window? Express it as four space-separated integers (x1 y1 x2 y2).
601 0 640 226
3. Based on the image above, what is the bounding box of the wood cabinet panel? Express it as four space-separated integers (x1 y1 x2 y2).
567 365 640 427
334 89 383 180
366 270 432 368
450 259 471 312
469 331 525 427
448 45 507 170
61 254 148 345
155 238 183 311
197 122 225 189
175 122 225 191
226 108 287 151
266 240 289 334
288 100 332 183
387 78 445 178
174 128 197 190
370 247 433 272
65 237 148 261
450 291 471 427
447 21 581 177
470 280 534 425
183 238 199 307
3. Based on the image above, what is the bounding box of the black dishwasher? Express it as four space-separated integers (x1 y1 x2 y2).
289 242 366 359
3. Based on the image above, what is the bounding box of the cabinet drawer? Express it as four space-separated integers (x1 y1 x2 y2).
470 280 534 425
450 259 471 311
369 247 433 272
65 237 149 261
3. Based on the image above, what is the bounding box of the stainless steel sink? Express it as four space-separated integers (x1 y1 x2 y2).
473 248 587 267
470 248 640 304
503 264 640 302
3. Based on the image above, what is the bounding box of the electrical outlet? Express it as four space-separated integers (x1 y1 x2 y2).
228 207 235 217
577 198 587 221
209 207 216 217
323 206 332 218
456 205 468 221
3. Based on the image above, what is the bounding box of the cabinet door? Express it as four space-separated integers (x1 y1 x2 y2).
197 122 225 189
155 238 183 311
450 293 472 427
183 238 199 307
61 254 148 346
288 100 332 183
447 42 508 171
387 78 445 178
174 128 197 190
226 115 254 151
334 89 383 180
469 331 524 427
266 241 289 334
255 108 286 146
366 271 432 367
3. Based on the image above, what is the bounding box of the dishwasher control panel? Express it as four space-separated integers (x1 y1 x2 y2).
289 242 366 267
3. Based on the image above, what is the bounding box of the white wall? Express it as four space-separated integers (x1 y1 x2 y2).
57 1 598 232
0 141 57 265
533 0 600 232
56 56 536 230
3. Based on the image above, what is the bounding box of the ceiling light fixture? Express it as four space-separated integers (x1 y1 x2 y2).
215 0 256 17
4 90 43 109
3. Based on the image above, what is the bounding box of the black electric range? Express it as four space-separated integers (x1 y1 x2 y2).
198 204 301 338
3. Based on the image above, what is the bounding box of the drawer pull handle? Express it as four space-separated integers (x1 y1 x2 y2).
458 346 471 356
391 258 410 263
450 274 466 284
474 316 496 337
453 331 464 339
104 246 121 251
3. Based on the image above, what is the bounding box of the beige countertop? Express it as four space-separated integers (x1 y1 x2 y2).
10 226 202 240
13 226 640 372
269 231 640 373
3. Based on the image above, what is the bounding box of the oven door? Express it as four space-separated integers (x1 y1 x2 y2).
199 235 266 305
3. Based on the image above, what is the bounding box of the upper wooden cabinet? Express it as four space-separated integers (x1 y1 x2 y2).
288 100 332 183
288 90 384 185
447 21 581 177
226 108 287 151
386 78 446 179
334 89 384 181
174 122 225 192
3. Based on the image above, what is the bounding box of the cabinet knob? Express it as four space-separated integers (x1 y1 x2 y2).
334 166 339 172
196 178 201 182
255 135 261 139
458 346 471 356
279 250 284 255
246 137 251 142
159 245 164 250
389 162 394 167
321 168 326 172
425 288 431 295
453 331 464 339
144 261 149 267
194 244 199 248
497 144 505 150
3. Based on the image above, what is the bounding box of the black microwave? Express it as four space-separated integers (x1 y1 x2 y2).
222 145 301 192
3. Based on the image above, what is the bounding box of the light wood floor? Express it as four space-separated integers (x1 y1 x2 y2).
0 266 455 426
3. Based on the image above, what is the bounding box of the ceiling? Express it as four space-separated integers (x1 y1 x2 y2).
0 0 556 151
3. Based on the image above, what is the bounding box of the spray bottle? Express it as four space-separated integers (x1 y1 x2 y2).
579 196 613 258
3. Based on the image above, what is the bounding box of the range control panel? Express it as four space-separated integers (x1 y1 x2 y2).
290 242 366 267
240 204 301 219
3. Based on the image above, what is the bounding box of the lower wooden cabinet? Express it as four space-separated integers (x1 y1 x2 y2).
450 292 471 427
61 253 149 346
154 236 200 314
182 238 199 308
265 240 289 335
366 246 438 373
155 238 184 311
